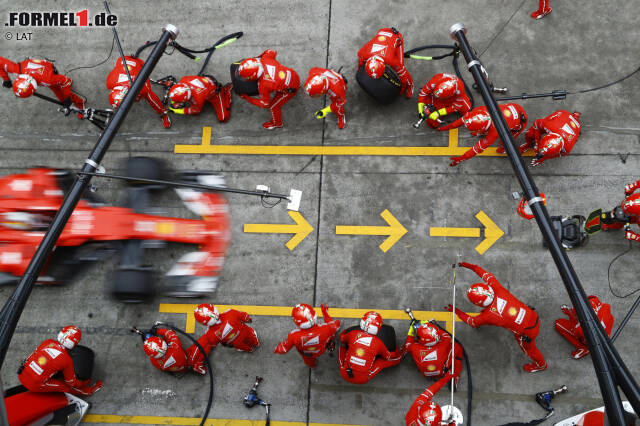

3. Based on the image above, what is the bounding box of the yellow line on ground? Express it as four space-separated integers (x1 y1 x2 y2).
429 227 481 238
83 414 360 426
174 127 533 157
158 304 475 334
243 211 314 251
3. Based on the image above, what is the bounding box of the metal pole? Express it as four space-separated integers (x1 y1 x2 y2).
0 24 179 369
0 378 9 426
449 23 631 426
104 1 133 86
611 294 640 342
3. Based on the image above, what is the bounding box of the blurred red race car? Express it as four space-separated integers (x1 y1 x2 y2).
0 157 230 301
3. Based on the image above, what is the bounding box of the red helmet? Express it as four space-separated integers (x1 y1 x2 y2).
365 55 385 79
143 336 167 359
467 283 495 307
360 311 382 335
13 74 37 98
292 303 317 329
416 322 440 347
463 109 491 136
238 58 263 81
537 133 565 159
109 86 128 108
433 77 458 99
304 74 329 98
194 303 220 326
587 295 602 312
57 325 81 350
417 401 443 426
168 83 191 107
622 193 640 216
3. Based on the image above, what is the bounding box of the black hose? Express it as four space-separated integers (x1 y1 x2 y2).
404 44 457 58
198 32 243 76
159 323 214 426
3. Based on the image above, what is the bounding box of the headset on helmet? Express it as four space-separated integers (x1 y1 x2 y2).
463 110 491 136
144 336 168 359
194 303 220 326
360 311 382 335
13 74 37 98
304 75 329 98
168 83 192 107
238 58 263 81
109 86 128 108
537 133 565 158
467 283 495 307
365 56 385 79
57 325 81 350
292 303 317 329
418 401 443 426
416 322 440 347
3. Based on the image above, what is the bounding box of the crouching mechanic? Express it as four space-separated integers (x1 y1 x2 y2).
167 76 233 122
18 326 102 396
403 321 463 387
357 27 413 98
304 68 347 129
0 57 85 110
555 295 614 359
417 73 471 129
186 303 260 375
338 311 404 384
601 179 640 242
237 50 300 129
274 303 341 368
106 56 171 128
439 103 527 167
142 327 188 373
518 110 581 166
446 262 547 373
406 375 458 426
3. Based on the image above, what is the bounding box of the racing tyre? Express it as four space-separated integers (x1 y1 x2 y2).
110 268 154 303
355 64 402 105
124 157 170 187
230 61 259 96
343 324 397 351
68 345 94 381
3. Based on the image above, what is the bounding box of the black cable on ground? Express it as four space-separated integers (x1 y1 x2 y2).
607 240 637 299
161 323 214 426
66 35 115 74
567 65 640 95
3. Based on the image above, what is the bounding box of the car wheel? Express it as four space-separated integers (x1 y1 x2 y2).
110 268 154 303
68 345 94 381
356 64 402 105
124 157 169 187
230 61 259 96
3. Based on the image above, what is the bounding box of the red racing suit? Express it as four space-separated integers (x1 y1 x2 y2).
554 296 613 358
186 309 260 374
405 375 457 426
106 56 167 117
274 305 341 368
602 180 640 242
148 328 188 373
357 28 413 98
531 0 552 19
18 339 101 396
403 326 463 382
172 75 232 122
519 110 581 165
441 103 528 166
449 262 547 371
305 67 347 129
338 328 404 384
418 73 472 128
239 50 300 129
0 57 84 108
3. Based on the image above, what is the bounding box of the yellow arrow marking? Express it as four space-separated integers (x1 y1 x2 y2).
159 303 477 334
84 414 362 425
174 128 535 157
429 210 504 255
335 209 407 253
244 211 313 251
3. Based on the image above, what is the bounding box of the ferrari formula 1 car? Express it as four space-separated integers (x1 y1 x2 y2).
0 157 230 302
